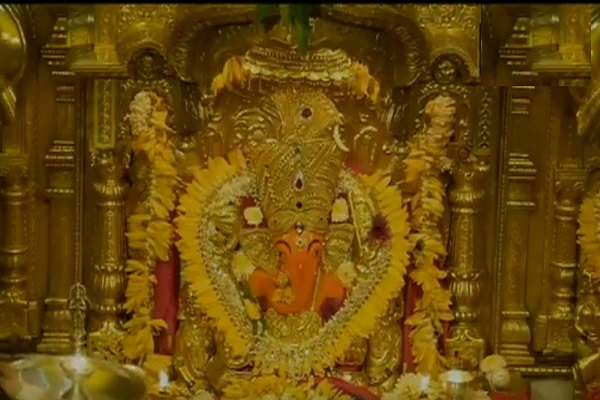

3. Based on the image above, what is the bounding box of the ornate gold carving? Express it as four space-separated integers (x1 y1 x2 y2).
498 153 536 365
325 4 429 85
543 172 584 357
531 6 591 84
0 5 29 127
558 5 591 65
415 5 481 81
445 148 488 370
115 5 176 65
87 149 128 360
476 87 492 153
0 2 593 385
577 81 600 138
37 140 76 353
37 18 82 353
0 161 30 341
498 16 537 82
93 80 119 150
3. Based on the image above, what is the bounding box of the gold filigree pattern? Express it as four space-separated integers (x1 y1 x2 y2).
578 188 600 279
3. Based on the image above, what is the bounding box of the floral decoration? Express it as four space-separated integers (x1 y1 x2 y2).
244 206 265 227
382 373 443 400
221 376 352 400
480 354 511 391
480 354 507 374
403 95 456 376
177 152 411 378
121 90 179 368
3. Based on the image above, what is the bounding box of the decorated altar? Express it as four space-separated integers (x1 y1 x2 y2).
0 4 596 400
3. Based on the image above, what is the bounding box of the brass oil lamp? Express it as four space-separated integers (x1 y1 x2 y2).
0 283 147 400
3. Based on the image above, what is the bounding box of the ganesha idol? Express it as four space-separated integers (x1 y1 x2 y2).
123 40 453 400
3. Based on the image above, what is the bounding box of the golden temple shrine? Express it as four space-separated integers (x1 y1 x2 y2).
0 3 597 400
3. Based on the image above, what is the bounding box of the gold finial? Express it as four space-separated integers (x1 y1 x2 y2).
68 282 90 353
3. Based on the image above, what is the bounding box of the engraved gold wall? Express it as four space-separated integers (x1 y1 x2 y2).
0 4 594 384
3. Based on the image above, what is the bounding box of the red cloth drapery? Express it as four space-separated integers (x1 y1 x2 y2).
153 246 180 355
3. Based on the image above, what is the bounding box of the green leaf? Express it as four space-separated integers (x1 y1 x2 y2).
280 4 291 28
289 4 311 28
256 4 279 33
256 3 321 51
293 21 312 53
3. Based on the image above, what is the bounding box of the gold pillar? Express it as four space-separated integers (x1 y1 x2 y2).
544 173 584 356
38 142 77 352
445 150 488 369
86 79 127 359
38 18 80 352
558 5 590 65
87 150 128 358
0 163 30 340
498 153 536 365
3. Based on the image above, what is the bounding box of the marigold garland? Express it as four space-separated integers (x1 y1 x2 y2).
122 90 179 365
578 189 600 279
176 151 251 357
403 96 456 376
175 150 410 377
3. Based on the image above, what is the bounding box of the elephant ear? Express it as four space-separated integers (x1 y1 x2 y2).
323 223 355 273
238 229 279 274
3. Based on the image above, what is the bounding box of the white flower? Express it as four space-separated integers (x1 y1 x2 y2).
127 91 154 136
243 206 264 227
480 354 507 374
487 368 511 390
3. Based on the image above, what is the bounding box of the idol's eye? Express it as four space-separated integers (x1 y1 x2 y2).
276 240 292 255
307 239 322 256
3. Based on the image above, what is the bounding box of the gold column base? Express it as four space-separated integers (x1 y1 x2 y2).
37 298 73 353
88 324 125 361
0 300 40 351
445 333 485 370
500 312 535 365
0 300 28 340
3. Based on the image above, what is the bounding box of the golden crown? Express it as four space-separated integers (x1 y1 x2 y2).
211 40 380 103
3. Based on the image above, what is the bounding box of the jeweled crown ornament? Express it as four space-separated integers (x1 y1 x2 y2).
247 87 347 236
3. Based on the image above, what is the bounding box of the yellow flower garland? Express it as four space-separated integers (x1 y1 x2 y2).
122 91 178 365
403 96 456 376
578 189 600 278
177 151 251 357
176 150 410 377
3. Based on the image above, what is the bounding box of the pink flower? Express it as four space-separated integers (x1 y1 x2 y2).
368 214 391 242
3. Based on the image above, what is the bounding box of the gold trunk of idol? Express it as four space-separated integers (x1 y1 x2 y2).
0 3 598 398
